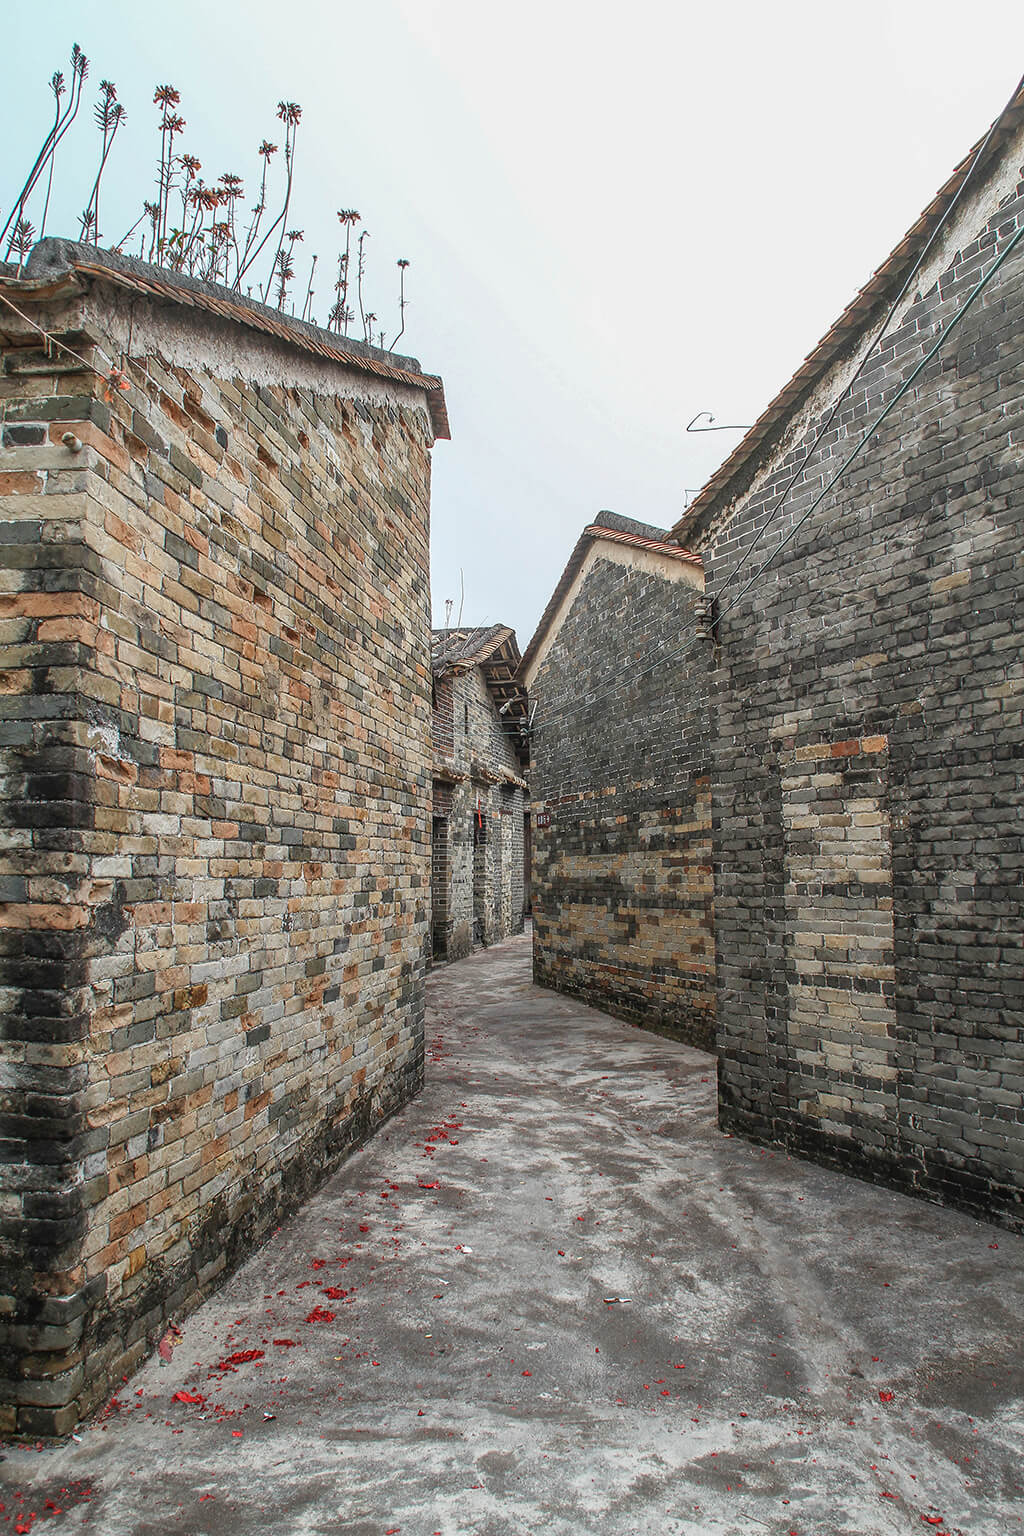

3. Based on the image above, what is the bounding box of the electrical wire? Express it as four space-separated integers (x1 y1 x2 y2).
527 69 1024 751
0 287 129 397
529 206 1024 741
704 67 1024 618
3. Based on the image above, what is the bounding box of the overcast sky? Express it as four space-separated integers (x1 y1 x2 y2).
4 1 1023 647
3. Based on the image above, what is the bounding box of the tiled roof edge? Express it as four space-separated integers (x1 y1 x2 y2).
519 522 701 683
6 239 450 440
670 82 1024 542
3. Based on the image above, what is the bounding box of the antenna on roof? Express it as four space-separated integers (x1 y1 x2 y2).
456 569 464 629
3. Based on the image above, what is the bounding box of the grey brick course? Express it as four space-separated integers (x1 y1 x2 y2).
692 141 1024 1231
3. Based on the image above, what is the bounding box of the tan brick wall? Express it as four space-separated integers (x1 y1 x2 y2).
780 737 897 1136
0 280 438 1431
529 547 714 1049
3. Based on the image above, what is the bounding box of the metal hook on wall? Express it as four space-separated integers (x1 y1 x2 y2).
686 411 752 433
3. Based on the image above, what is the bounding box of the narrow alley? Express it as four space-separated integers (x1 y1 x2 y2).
2 935 1022 1536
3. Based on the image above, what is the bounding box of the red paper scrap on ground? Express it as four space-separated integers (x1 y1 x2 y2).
215 1349 265 1371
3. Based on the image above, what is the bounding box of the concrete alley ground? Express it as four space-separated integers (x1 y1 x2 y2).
2 932 1023 1536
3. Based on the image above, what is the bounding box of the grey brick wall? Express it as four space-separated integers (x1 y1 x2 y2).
431 665 525 962
529 550 714 1047
701 155 1024 1229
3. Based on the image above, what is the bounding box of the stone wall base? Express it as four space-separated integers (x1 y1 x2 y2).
718 1094 1024 1236
0 1052 423 1438
534 959 715 1052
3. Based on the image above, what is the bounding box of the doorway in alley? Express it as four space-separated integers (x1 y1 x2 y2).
473 800 487 946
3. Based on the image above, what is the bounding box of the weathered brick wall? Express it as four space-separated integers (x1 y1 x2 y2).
0 252 441 1430
528 542 714 1047
431 664 525 962
699 147 1024 1228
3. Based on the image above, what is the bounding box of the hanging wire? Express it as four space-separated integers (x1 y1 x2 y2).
526 71 1024 745
528 206 1024 743
686 411 752 433
702 66 1024 620
0 288 129 397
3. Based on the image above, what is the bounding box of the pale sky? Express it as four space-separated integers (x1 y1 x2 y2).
4 1 1023 647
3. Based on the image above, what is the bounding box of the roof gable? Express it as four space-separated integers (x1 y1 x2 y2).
671 80 1024 544
519 517 701 687
431 624 528 741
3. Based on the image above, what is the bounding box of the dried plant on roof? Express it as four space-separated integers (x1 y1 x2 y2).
301 252 318 323
335 209 360 334
78 81 126 246
2 43 88 257
217 173 244 282
272 229 303 310
235 139 277 287
328 297 354 335
8 217 36 276
390 259 410 351
2 43 416 348
149 85 185 260
356 228 370 338
246 100 302 301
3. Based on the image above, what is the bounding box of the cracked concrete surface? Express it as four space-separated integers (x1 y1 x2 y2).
2 930 1023 1535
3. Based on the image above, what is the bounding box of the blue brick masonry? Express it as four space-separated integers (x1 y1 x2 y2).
695 150 1024 1230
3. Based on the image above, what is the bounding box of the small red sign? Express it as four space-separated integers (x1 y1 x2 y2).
535 811 551 828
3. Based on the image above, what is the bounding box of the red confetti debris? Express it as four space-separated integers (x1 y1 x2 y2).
323 1286 348 1300
231 1430 243 1438
878 1390 894 1403
306 1306 336 1323
521 1370 532 1377
311 1259 327 1270
215 1349 265 1371
921 1520 945 1528
273 1338 299 1347
172 1390 205 1404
